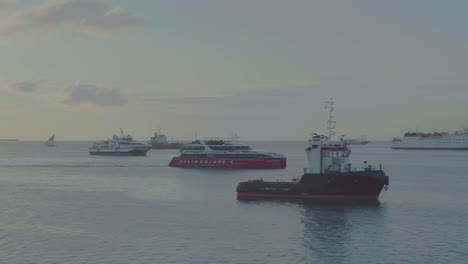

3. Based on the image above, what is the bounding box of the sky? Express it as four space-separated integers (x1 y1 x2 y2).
0 0 467 141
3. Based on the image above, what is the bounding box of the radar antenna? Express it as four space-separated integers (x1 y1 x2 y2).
325 98 336 140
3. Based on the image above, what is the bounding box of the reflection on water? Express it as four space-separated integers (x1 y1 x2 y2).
2 141 466 263
300 202 386 264
237 199 388 263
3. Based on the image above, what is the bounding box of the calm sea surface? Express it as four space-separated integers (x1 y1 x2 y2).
0 141 467 263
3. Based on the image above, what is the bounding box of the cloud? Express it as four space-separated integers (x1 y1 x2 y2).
7 80 44 93
0 0 16 6
2 0 145 37
151 88 294 106
63 83 127 107
0 0 13 8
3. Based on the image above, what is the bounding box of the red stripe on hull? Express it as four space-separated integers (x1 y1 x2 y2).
236 192 379 200
169 157 286 169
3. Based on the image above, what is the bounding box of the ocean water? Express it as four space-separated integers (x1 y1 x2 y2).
0 141 467 264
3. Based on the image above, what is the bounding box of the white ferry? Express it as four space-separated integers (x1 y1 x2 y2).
391 130 468 150
169 139 286 169
89 129 152 156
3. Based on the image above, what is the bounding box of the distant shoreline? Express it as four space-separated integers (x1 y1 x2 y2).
0 140 392 143
0 139 19 141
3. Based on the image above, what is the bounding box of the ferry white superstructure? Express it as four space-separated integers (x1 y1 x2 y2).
89 129 151 156
391 130 468 150
169 138 286 169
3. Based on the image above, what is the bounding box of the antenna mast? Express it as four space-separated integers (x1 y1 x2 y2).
325 98 336 140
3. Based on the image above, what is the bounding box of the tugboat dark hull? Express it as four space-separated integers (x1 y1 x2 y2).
236 170 389 200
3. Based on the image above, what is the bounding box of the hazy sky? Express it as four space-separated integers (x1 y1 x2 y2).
1 0 467 141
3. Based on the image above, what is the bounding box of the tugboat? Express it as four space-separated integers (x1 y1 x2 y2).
89 129 152 156
236 99 389 200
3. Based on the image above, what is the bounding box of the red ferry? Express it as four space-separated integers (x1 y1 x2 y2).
169 139 286 169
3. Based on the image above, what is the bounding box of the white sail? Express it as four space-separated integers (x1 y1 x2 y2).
45 135 56 147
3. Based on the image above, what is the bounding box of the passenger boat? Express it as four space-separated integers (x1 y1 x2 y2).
89 129 151 156
392 131 468 150
236 99 389 200
169 139 286 169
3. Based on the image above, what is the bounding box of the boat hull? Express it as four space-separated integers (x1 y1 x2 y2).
392 147 468 150
236 170 388 200
391 134 468 150
169 157 286 169
236 193 379 200
89 149 149 156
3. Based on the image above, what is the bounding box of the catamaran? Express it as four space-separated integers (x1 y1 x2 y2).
169 138 286 169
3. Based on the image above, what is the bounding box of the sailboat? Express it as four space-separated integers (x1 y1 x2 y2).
45 135 56 147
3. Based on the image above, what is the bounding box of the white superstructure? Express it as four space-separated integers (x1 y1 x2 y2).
306 135 351 174
391 130 468 150
89 129 151 156
169 137 286 168
176 139 284 159
306 99 352 174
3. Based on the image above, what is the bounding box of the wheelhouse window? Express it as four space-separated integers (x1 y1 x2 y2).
182 146 205 151
181 153 207 157
209 146 251 151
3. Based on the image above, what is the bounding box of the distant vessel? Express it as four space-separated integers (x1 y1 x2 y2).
150 130 183 149
89 129 152 156
392 130 468 150
236 98 389 200
169 138 286 169
344 136 369 145
45 135 56 147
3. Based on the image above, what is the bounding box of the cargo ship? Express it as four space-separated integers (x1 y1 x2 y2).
344 136 369 145
392 131 468 150
169 139 286 169
150 130 183 149
236 99 389 200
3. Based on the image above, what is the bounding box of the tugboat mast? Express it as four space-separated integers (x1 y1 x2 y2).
325 98 336 140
